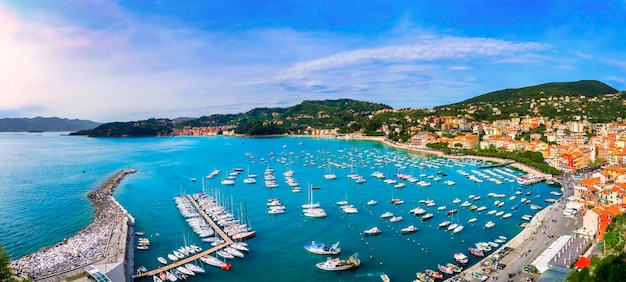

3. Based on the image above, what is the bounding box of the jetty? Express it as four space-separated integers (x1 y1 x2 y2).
132 194 234 279
10 169 137 282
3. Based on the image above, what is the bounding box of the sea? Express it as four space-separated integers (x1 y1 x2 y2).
0 132 562 281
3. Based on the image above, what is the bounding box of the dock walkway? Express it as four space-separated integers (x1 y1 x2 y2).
133 194 233 279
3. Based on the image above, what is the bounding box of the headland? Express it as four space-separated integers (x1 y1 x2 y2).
10 169 137 281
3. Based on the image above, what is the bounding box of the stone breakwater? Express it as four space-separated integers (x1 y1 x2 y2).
10 169 136 280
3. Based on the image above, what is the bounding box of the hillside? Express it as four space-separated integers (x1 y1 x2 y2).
0 117 101 132
434 80 622 122
70 99 392 137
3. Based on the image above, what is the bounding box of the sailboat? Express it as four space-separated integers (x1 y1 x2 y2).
303 185 326 218
323 160 337 180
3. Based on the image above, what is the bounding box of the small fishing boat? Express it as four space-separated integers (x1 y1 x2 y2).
315 253 361 271
438 264 454 275
425 269 443 280
468 247 484 257
454 252 468 264
446 262 462 272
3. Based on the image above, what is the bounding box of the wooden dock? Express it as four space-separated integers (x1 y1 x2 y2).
133 194 234 279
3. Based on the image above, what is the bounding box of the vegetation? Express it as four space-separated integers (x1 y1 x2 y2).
0 245 31 282
71 99 392 137
70 119 173 137
434 80 621 122
566 253 626 282
457 148 561 175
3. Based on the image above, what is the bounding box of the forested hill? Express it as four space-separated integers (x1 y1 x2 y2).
0 117 100 132
447 80 617 106
434 80 623 122
70 99 392 137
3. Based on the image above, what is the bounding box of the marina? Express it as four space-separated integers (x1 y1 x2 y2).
2 134 563 281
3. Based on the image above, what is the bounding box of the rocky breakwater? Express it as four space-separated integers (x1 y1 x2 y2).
10 169 137 280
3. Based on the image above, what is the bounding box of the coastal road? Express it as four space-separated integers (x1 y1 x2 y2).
456 173 582 282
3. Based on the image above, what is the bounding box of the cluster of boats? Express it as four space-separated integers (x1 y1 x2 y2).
414 262 463 282
174 196 215 238
150 263 206 282
193 193 257 241
267 198 286 215
303 241 361 271
136 237 150 250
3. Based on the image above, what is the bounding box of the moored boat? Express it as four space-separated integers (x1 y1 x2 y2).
401 225 418 234
364 227 382 236
468 247 484 257
425 269 443 280
315 253 361 271
304 241 341 255
454 252 468 264
438 264 453 275
446 262 462 272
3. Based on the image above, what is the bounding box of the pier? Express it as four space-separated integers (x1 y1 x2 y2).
132 194 233 279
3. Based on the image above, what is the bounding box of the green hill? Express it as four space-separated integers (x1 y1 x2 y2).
70 99 392 137
449 80 617 106
434 80 621 122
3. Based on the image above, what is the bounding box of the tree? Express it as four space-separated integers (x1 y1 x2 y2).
0 245 14 282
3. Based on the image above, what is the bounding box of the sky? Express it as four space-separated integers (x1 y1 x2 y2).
1 0 625 122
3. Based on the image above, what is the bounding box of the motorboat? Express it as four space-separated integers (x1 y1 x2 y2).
502 213 512 219
452 225 464 234
401 225 419 234
447 223 458 231
468 247 484 257
367 200 378 205
447 209 458 215
438 220 451 228
412 207 427 215
446 262 462 272
438 264 454 275
304 241 341 255
422 213 434 221
389 216 403 223
315 253 361 271
485 221 495 228
454 253 468 264
380 212 394 218
522 215 532 221
157 257 168 265
425 269 443 280
416 272 433 282
468 218 477 223
364 227 382 236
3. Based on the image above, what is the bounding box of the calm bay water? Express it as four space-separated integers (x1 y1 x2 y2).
0 133 560 281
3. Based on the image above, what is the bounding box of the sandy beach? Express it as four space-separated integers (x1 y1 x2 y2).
10 169 136 281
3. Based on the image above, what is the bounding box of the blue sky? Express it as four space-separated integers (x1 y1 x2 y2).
1 0 625 122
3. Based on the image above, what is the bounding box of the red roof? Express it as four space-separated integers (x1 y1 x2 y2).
574 257 591 269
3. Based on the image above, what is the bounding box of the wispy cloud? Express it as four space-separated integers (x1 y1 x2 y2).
278 37 547 80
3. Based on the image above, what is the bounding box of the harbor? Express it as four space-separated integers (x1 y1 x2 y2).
5 135 567 281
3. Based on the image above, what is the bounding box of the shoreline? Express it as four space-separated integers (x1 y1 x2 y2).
11 169 137 281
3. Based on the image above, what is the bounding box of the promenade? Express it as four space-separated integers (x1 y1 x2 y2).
10 169 137 282
446 174 583 281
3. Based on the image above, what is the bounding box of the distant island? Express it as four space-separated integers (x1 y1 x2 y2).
0 117 101 132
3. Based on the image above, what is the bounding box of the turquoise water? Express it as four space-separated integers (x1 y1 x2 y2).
0 133 561 281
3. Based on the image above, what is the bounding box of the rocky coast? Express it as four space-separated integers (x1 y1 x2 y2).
10 169 136 281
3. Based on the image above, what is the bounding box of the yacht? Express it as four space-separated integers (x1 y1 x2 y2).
401 225 419 234
304 241 341 255
364 227 382 236
485 221 495 228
